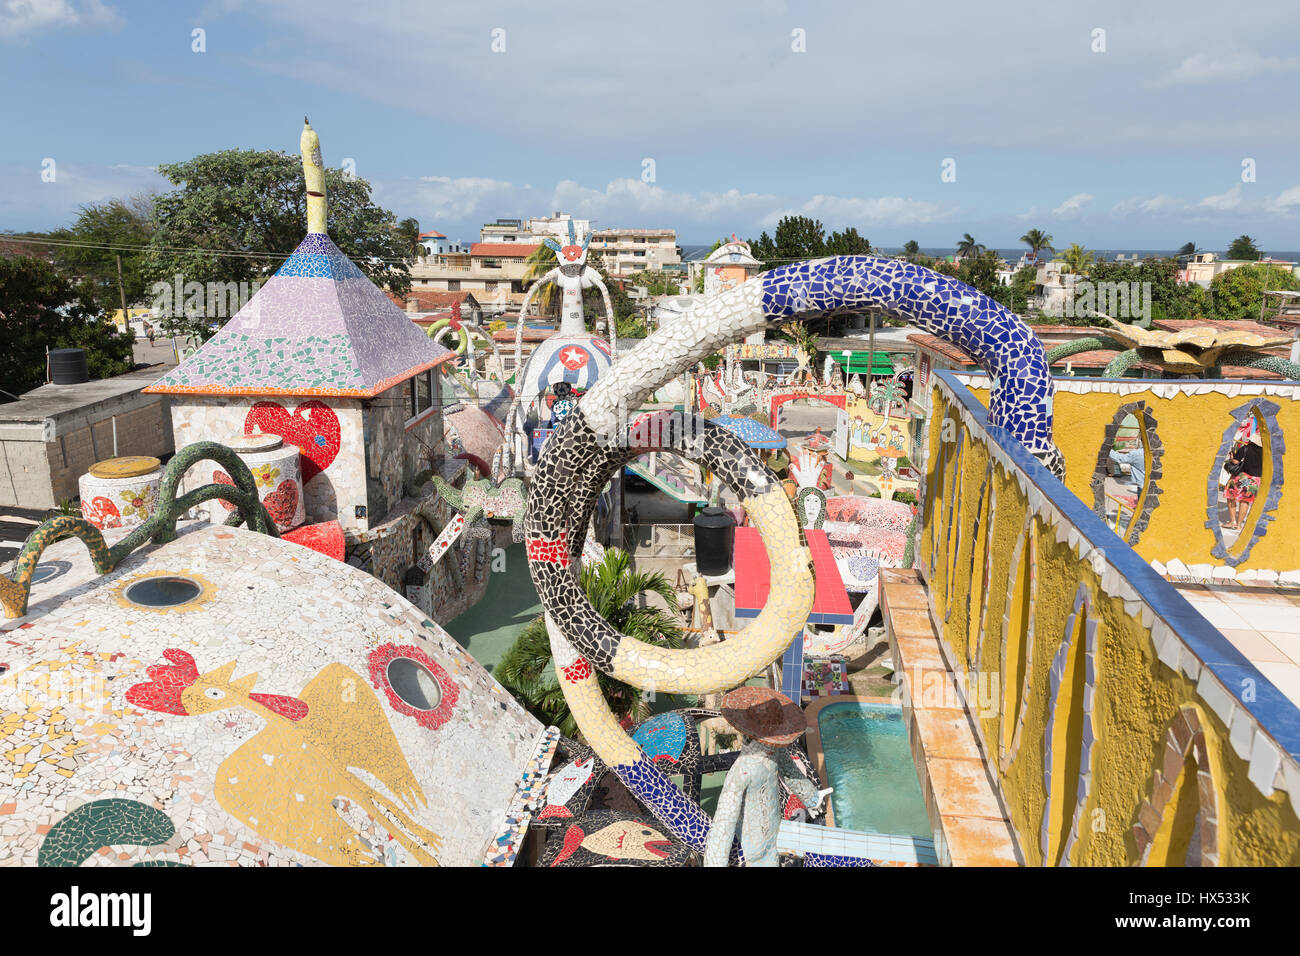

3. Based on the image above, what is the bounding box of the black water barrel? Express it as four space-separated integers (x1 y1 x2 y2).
49 348 89 384
693 506 736 576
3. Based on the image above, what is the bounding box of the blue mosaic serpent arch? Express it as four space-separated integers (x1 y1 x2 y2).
526 256 1061 856
761 257 1060 475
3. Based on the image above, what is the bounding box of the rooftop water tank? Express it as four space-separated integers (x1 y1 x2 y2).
693 505 736 576
49 348 89 385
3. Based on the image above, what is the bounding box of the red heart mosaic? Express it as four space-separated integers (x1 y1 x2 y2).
262 478 299 527
245 400 340 484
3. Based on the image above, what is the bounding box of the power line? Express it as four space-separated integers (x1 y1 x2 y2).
4 231 973 274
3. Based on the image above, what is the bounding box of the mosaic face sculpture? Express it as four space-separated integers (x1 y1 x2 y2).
525 255 1060 854
503 222 618 475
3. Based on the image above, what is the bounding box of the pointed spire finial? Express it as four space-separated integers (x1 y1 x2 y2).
300 118 327 235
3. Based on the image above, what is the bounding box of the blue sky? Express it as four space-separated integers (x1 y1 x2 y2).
3 0 1300 251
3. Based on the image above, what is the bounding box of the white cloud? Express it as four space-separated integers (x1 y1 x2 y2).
1270 185 1300 212
1052 193 1094 218
0 0 120 39
1110 195 1187 217
375 171 953 240
1199 185 1243 212
1158 50 1300 86
0 160 166 228
792 194 955 228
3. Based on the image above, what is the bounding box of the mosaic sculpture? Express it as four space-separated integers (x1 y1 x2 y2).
502 221 618 475
1045 319 1300 379
703 688 821 867
1 441 279 618
430 474 527 542
525 255 1061 856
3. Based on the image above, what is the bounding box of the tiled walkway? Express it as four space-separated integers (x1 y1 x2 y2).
880 567 1021 866
1173 583 1300 708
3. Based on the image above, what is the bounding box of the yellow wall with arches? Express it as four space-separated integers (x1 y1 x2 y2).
921 381 1300 866
963 379 1300 574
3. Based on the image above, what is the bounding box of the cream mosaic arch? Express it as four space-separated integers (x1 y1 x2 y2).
525 256 1063 853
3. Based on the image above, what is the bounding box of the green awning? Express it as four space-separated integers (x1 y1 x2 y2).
838 351 895 374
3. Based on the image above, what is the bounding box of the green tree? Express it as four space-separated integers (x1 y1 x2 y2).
495 548 684 735
0 255 134 396
142 148 412 339
1087 257 1211 322
394 217 422 259
749 231 775 264
42 196 156 310
956 233 984 258
961 250 1002 297
1177 241 1199 259
750 215 826 265
1211 264 1300 321
1058 243 1095 276
627 270 681 296
1019 228 1054 258
992 265 1038 314
825 226 871 256
582 265 643 338
902 239 921 259
523 243 559 317
1226 235 1261 261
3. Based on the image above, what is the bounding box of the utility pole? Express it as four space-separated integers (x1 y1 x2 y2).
115 255 129 330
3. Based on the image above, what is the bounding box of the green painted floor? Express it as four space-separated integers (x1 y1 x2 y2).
443 543 541 674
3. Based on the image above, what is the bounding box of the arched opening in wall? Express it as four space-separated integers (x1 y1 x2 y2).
1210 400 1283 566
1041 584 1097 866
942 437 967 620
999 515 1038 769
1135 707 1219 866
1092 402 1163 546
966 465 994 672
924 413 954 579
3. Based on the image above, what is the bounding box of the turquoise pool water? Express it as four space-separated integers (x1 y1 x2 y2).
818 701 932 839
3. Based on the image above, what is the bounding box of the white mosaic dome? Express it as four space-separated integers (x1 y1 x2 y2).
0 524 545 867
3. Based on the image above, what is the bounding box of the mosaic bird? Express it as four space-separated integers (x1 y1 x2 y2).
127 649 442 866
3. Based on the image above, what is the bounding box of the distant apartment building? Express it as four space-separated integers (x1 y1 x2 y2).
478 213 593 245
1032 260 1081 316
1178 252 1300 288
408 241 540 313
417 231 467 256
590 228 682 277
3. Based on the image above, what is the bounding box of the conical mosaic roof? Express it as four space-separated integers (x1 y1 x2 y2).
146 233 454 398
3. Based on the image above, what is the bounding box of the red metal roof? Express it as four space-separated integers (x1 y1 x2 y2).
733 526 854 625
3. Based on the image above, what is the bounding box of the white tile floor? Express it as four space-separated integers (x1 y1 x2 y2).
1174 583 1300 708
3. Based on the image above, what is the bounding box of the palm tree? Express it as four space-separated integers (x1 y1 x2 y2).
902 239 920 259
1058 243 1095 276
395 217 422 260
522 243 559 318
496 548 684 736
1019 228 1054 259
956 233 984 259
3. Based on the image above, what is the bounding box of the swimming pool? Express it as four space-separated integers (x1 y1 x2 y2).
815 699 932 839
